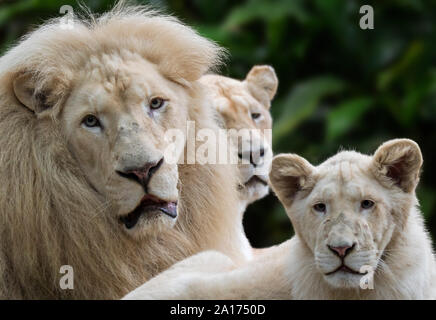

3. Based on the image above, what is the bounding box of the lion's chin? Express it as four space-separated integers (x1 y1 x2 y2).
323 270 364 289
121 210 177 239
239 176 269 204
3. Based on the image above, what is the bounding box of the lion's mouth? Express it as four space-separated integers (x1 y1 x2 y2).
244 176 268 187
119 195 177 229
325 264 366 276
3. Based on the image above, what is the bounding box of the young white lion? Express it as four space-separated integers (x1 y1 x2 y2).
124 139 436 299
200 66 278 213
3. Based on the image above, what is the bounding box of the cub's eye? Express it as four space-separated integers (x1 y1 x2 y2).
150 97 167 110
82 115 100 128
251 112 261 120
361 200 375 209
313 203 326 213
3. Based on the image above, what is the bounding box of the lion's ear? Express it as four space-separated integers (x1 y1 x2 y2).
13 72 51 114
269 154 314 208
372 139 423 193
245 65 278 108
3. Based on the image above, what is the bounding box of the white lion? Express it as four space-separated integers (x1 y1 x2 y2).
124 139 436 299
0 2 251 299
200 66 278 213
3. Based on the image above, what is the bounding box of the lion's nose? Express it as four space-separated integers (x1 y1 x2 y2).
238 147 266 167
117 158 164 191
327 243 355 258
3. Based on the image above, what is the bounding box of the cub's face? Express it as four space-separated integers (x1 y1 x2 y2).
14 55 190 238
200 66 278 209
270 139 422 289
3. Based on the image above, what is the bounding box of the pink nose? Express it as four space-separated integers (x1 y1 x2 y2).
328 244 355 258
117 158 164 190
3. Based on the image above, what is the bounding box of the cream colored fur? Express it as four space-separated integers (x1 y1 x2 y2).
124 139 436 300
200 66 277 213
0 2 251 299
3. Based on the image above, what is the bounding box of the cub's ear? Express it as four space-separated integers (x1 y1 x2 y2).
245 65 278 108
372 139 423 193
13 72 52 114
269 154 315 208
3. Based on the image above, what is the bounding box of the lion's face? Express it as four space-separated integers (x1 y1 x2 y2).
7 1 225 246
294 164 392 288
270 139 422 289
61 57 188 237
200 66 278 208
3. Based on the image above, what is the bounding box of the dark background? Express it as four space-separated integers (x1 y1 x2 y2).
1 0 435 248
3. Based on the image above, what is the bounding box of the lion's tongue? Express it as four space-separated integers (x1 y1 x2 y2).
121 197 177 229
141 196 177 218
158 202 177 218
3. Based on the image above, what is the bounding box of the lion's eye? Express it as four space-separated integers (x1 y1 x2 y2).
361 200 375 209
82 115 100 128
150 97 167 110
313 203 326 213
251 112 261 120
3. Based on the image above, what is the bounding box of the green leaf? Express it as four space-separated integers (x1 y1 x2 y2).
273 76 345 144
377 41 424 91
326 97 374 141
223 0 309 30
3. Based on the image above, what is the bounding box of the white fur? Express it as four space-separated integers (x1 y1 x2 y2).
124 139 436 300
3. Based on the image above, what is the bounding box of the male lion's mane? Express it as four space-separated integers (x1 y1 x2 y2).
0 2 249 299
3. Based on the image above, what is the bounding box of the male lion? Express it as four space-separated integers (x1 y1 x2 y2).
0 3 251 299
200 66 278 214
124 139 436 300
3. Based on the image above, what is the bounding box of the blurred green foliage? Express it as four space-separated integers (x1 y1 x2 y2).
1 0 435 247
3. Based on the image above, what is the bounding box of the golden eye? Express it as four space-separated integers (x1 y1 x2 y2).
361 200 375 209
150 97 166 110
82 115 100 128
251 112 261 120
313 203 326 213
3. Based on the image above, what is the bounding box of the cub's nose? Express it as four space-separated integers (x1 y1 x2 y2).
327 243 355 258
117 158 164 191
